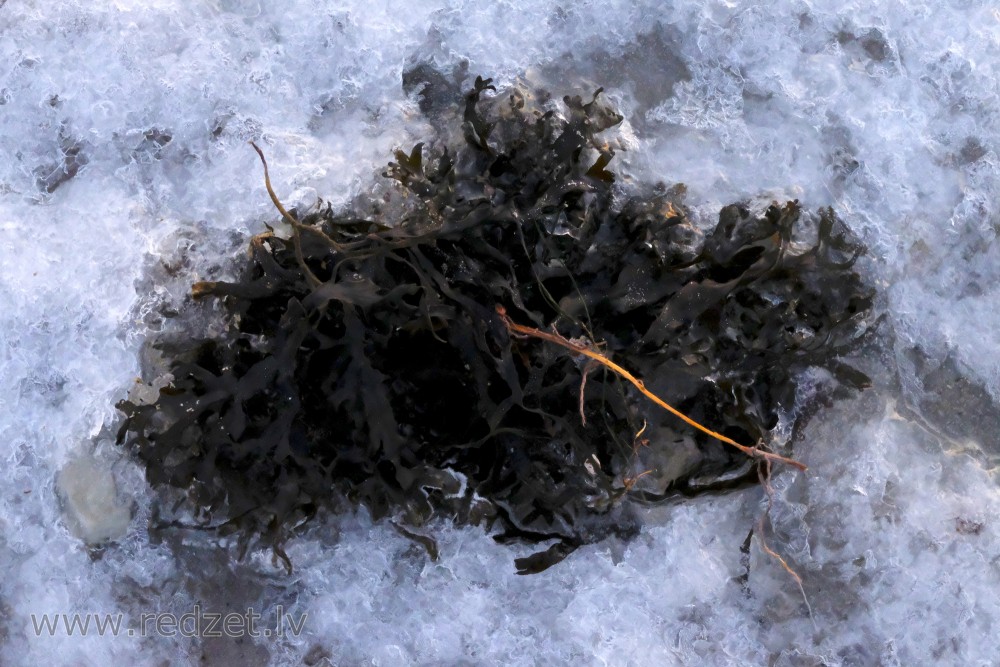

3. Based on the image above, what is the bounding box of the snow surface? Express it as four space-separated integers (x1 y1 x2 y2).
2 0 1000 664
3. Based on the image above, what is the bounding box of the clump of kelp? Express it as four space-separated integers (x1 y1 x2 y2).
117 76 874 574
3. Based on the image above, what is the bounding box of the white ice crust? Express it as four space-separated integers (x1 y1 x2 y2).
2 1 1000 664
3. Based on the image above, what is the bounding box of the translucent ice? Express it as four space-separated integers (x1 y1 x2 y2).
56 455 132 545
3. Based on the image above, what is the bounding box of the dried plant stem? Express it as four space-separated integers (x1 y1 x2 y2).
578 360 600 426
496 306 807 472
249 141 325 288
757 461 815 624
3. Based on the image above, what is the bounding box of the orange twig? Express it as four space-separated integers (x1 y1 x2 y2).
496 306 807 472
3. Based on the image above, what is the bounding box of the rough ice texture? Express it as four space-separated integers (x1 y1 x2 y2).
1 0 999 665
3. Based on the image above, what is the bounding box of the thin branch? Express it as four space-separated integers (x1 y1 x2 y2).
496 306 807 472
578 359 599 426
249 141 323 288
757 461 815 625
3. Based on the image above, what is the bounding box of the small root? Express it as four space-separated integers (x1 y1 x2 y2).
578 359 600 426
757 460 816 626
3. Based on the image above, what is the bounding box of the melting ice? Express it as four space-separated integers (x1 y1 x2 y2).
2 0 1000 664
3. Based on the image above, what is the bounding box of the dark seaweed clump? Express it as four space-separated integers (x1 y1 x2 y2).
117 77 874 573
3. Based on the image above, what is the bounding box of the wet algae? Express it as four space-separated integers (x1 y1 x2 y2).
117 77 874 573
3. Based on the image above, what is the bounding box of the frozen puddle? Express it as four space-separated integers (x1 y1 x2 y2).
3 0 1000 665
